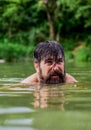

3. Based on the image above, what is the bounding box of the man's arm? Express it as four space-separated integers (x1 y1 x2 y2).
65 73 77 83
21 73 38 84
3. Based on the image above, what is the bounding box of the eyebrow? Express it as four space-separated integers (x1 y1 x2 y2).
45 58 53 62
46 58 53 60
45 57 63 62
56 57 63 62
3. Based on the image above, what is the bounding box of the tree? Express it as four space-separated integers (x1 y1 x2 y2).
0 0 91 43
38 0 61 41
38 0 91 41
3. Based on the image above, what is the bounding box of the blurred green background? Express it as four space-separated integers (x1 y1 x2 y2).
0 0 91 62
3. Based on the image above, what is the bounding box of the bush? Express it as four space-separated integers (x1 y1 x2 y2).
74 47 91 62
0 41 34 62
65 51 74 61
62 38 79 51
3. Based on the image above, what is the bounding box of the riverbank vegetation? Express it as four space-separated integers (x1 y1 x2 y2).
0 0 91 62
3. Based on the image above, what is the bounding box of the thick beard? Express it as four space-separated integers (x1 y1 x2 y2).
40 71 65 84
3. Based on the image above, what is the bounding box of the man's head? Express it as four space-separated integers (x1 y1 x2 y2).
34 41 66 84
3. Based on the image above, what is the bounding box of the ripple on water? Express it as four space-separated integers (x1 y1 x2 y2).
0 126 34 130
0 107 35 114
5 118 33 126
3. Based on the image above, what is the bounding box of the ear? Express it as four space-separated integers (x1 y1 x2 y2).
34 63 39 73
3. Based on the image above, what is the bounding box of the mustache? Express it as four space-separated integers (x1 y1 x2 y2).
45 71 65 84
47 71 64 78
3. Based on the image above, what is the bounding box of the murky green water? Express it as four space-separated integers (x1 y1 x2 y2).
0 61 91 130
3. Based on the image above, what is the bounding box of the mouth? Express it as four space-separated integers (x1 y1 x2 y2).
51 75 59 79
41 71 65 84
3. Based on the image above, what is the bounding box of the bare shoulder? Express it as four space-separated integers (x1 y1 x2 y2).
21 73 38 84
65 73 77 83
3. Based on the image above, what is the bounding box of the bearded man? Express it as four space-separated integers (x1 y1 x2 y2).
21 41 77 84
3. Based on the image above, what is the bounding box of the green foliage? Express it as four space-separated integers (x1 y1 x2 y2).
1 0 91 40
0 39 34 62
65 51 74 61
27 24 48 45
62 39 79 51
0 0 91 62
75 48 91 62
85 35 91 47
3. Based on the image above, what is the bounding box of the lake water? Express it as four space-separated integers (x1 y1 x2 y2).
0 61 91 130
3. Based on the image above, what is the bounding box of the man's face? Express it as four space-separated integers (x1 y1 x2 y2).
37 55 65 84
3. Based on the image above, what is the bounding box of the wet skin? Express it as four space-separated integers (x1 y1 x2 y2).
21 55 77 84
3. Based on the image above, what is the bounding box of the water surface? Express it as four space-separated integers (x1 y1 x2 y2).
0 61 91 130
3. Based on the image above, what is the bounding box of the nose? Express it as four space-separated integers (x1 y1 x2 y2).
52 63 59 71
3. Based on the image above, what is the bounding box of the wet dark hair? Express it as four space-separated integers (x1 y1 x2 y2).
34 41 65 63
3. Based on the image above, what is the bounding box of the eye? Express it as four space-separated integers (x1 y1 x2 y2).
45 60 53 65
57 58 63 63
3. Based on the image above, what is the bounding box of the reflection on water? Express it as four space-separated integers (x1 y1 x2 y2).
0 82 91 130
0 62 91 130
33 84 65 110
